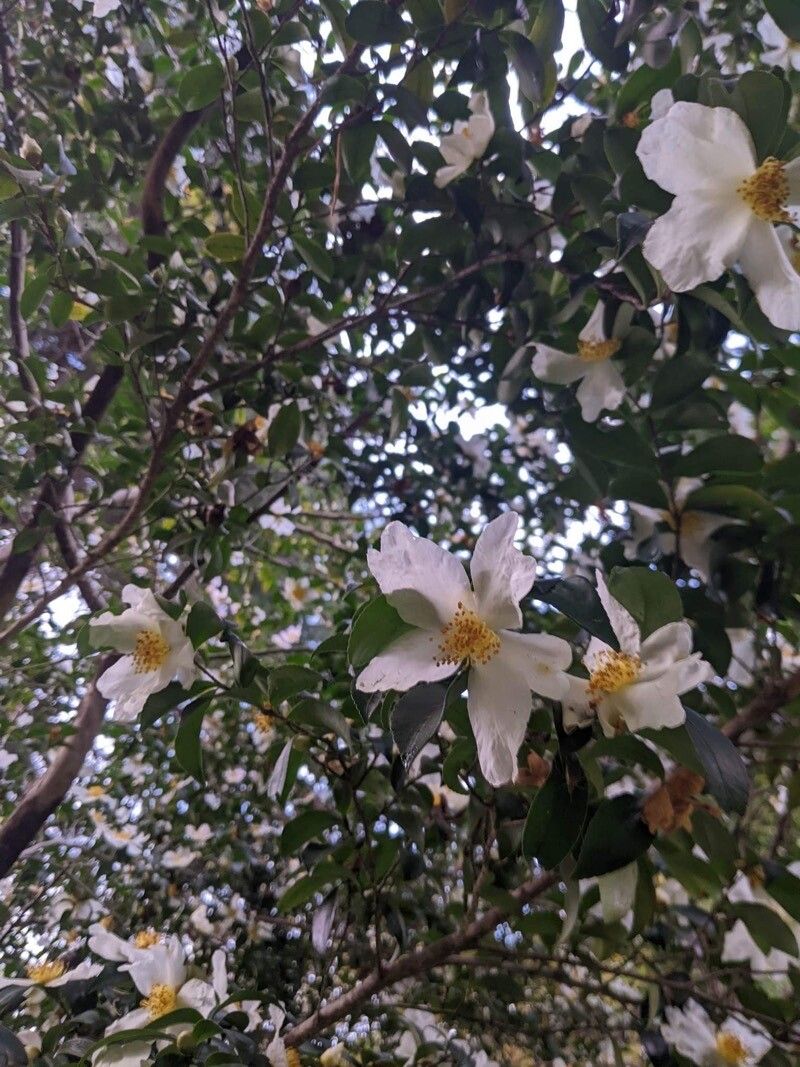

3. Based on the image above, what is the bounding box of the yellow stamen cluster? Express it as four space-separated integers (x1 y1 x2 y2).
134 929 161 949
716 1031 748 1066
133 629 170 673
588 651 641 696
87 785 106 798
436 603 500 667
577 338 621 363
26 960 66 984
285 1051 301 1067
738 157 791 223
141 983 178 1020
254 711 275 733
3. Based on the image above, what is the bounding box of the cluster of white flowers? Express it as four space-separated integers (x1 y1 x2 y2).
356 515 711 786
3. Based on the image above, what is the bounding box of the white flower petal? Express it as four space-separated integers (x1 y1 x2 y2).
577 301 607 342
643 191 751 292
89 609 152 651
637 102 756 195
467 657 535 786
661 1000 715 1061
367 521 472 629
738 219 800 332
575 360 626 422
434 161 469 188
532 346 586 385
640 621 692 667
595 572 640 655
356 630 454 693
180 978 216 1017
561 675 594 731
96 658 159 722
497 631 571 701
470 512 536 630
600 673 685 735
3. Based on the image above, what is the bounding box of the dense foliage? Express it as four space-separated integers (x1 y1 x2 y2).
1 0 800 1064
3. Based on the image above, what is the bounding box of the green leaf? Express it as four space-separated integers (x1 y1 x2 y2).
289 697 352 745
764 0 800 39
764 866 800 923
178 61 226 110
564 414 657 472
174 698 209 782
532 576 619 649
729 903 799 957
347 595 414 669
506 32 544 107
577 0 629 71
345 1 410 45
586 734 664 779
684 708 749 815
574 794 654 878
293 232 335 282
186 601 223 649
204 232 246 262
267 401 301 456
522 762 588 868
268 665 322 703
650 351 713 409
0 1024 27 1066
20 273 50 319
676 434 763 477
730 71 788 162
531 0 565 55
140 681 204 728
615 49 681 120
280 811 339 856
607 566 683 641
390 682 447 768
50 290 73 327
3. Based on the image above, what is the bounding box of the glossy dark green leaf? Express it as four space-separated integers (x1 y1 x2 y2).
267 401 301 457
186 601 223 649
729 902 799 957
280 811 339 856
178 61 225 110
608 566 683 640
522 763 588 868
574 794 654 878
345 1 410 44
532 576 619 648
391 682 447 768
174 698 209 781
684 708 749 815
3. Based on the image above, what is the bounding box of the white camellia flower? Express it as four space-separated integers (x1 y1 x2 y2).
162 847 199 869
282 576 313 612
413 742 470 815
90 585 197 722
532 302 626 423
434 91 495 188
91 812 149 856
185 823 214 845
562 572 712 737
0 749 17 774
355 513 572 786
92 0 121 15
109 941 216 1035
88 924 178 963
758 13 800 71
624 477 734 583
0 958 102 989
722 870 800 984
661 999 771 1066
636 100 800 331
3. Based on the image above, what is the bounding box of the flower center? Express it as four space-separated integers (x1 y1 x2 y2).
87 785 105 798
134 929 161 949
716 1031 748 1066
286 1051 301 1067
738 157 791 223
26 960 66 984
436 602 500 667
588 650 641 695
577 338 621 363
253 711 274 733
141 982 178 1020
133 629 170 673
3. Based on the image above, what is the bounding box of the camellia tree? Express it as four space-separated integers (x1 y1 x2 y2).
2 0 800 1063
